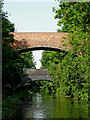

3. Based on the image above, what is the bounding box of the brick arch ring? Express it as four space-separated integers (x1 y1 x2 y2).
10 32 70 53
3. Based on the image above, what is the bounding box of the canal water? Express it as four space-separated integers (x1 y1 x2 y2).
16 93 88 119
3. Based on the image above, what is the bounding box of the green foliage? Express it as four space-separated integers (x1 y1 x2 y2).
2 11 24 88
2 12 15 44
2 87 32 119
20 51 36 68
41 50 64 74
41 51 65 93
40 37 88 101
58 51 88 101
40 1 89 102
2 45 23 86
53 2 90 33
2 9 35 90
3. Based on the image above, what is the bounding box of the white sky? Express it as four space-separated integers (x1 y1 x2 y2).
3 0 60 68
4 0 57 2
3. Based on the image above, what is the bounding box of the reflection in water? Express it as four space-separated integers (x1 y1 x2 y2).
33 110 45 118
33 94 45 118
21 93 88 119
22 93 46 118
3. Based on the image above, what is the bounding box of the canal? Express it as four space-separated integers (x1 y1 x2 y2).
15 92 88 119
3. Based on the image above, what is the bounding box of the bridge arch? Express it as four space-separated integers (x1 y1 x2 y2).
26 79 53 82
10 32 70 52
23 68 53 83
10 32 70 89
18 47 66 53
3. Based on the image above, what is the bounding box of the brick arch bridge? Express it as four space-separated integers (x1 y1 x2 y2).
13 68 53 90
10 32 71 89
23 68 53 82
11 32 70 53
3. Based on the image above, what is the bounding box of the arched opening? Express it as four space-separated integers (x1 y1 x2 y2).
12 47 68 91
18 47 67 69
18 47 66 53
16 47 68 87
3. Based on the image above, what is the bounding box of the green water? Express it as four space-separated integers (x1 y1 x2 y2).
17 93 88 119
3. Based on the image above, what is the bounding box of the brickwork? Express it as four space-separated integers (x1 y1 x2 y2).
10 32 70 51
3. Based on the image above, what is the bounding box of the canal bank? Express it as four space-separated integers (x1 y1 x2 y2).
2 84 37 119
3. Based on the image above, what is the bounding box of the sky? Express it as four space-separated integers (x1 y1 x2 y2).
3 0 60 68
4 0 59 2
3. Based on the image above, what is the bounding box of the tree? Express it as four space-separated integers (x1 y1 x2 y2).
52 1 89 101
53 1 90 33
2 11 23 87
2 9 35 90
40 1 89 101
20 51 36 68
41 50 60 74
